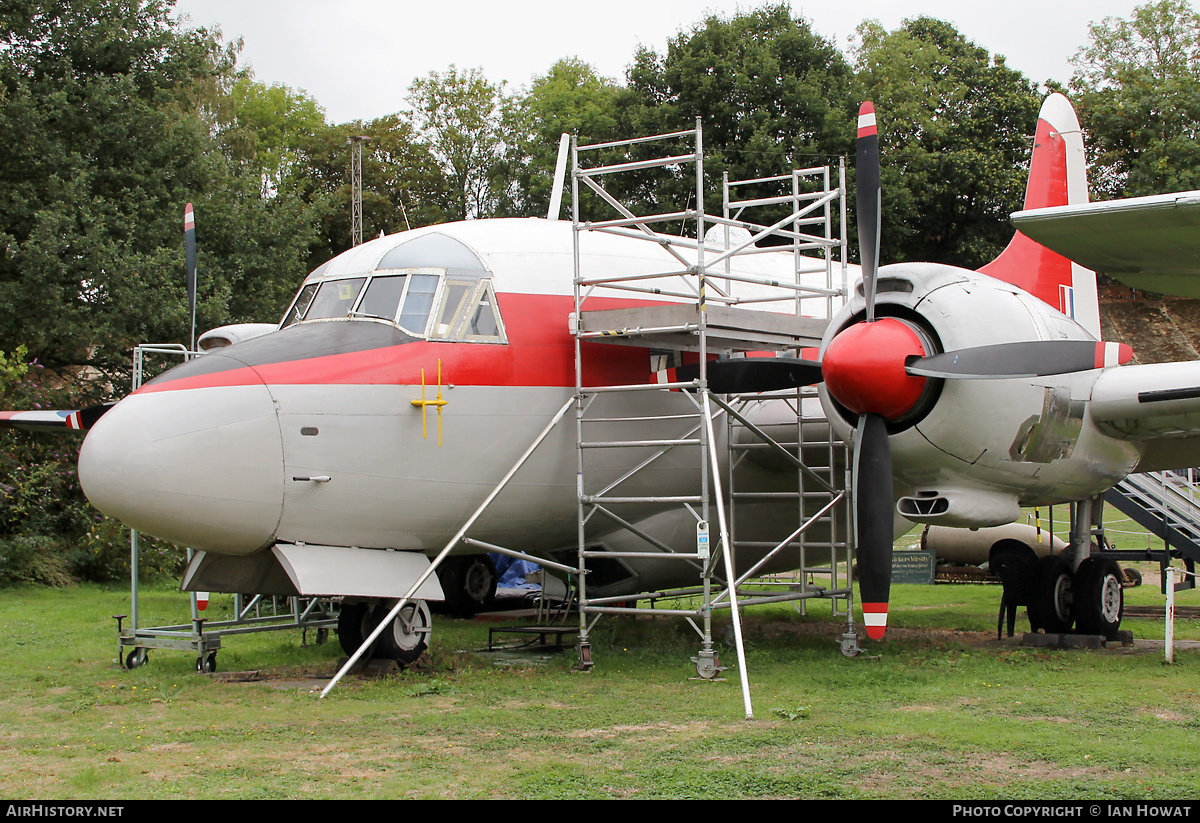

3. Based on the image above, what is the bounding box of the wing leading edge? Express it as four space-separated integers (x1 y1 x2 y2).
1091 360 1200 472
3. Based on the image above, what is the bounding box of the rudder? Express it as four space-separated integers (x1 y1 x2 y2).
978 93 1099 338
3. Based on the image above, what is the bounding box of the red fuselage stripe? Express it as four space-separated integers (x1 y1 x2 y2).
136 293 674 393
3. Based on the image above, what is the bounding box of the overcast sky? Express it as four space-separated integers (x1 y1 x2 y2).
171 0 1163 124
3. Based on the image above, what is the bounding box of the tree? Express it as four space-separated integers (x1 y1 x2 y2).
853 16 1042 267
499 57 621 218
613 5 859 230
295 115 448 267
406 66 511 220
0 0 321 383
1070 0 1200 198
219 77 328 197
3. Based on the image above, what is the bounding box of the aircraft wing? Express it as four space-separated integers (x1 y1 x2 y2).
0 405 112 432
1012 191 1200 298
1091 360 1200 472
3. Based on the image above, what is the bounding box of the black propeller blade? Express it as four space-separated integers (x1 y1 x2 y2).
906 340 1133 380
856 102 881 323
670 357 823 394
853 412 893 639
850 100 895 638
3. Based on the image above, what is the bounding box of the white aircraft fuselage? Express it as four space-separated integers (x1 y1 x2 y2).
73 211 1158 595
77 220 842 577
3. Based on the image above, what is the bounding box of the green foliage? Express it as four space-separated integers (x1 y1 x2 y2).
853 16 1042 268
612 4 858 230
407 66 511 221
1071 0 1200 198
0 348 183 586
295 115 448 267
500 57 622 218
0 0 322 384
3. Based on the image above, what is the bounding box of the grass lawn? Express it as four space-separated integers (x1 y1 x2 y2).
1 567 1198 800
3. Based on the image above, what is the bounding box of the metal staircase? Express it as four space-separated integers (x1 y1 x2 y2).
1105 470 1200 586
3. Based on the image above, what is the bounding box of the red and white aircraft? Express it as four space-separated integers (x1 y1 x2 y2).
5 92 1189 661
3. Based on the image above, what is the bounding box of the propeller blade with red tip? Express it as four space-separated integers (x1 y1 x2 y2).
852 412 893 640
856 102 881 322
906 340 1134 380
0 403 113 432
185 203 197 351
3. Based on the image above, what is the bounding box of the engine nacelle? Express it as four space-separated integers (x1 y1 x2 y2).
819 263 1141 528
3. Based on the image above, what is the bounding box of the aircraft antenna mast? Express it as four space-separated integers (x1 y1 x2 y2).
349 136 369 246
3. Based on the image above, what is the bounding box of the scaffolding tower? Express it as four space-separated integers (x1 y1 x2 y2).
569 121 855 717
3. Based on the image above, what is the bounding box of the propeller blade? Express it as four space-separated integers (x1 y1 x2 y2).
0 403 113 432
185 203 197 351
668 358 824 393
856 102 881 323
906 341 1133 380
853 412 893 640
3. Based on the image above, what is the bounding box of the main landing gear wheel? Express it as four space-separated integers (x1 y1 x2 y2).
375 600 432 666
1028 554 1074 634
337 602 376 656
439 555 498 616
338 600 432 666
1074 556 1124 639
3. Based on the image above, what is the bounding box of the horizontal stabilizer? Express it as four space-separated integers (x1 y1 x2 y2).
1012 191 1200 298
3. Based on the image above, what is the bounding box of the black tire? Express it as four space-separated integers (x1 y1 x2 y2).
337 601 376 656
124 649 147 669
1074 557 1124 639
1028 554 1074 633
1123 567 1143 588
374 600 431 666
438 555 498 616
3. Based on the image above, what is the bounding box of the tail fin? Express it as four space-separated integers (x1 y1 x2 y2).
978 93 1100 338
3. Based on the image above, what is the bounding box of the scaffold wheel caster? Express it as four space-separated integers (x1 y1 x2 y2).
691 650 725 680
196 653 217 673
839 631 863 658
576 643 593 672
124 649 148 670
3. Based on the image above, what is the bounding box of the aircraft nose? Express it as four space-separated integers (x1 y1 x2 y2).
78 380 284 556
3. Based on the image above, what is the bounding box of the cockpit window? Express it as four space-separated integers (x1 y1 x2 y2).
282 283 318 327
464 287 501 339
355 275 407 320
280 265 505 344
398 274 439 336
306 278 366 320
431 279 505 343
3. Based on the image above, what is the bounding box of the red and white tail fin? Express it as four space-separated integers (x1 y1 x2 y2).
978 93 1100 338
